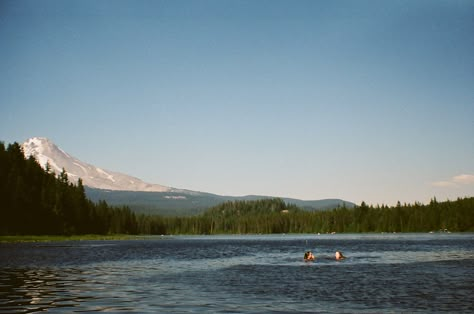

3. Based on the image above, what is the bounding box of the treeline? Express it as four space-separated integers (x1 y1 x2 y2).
0 142 138 235
1 141 473 235
149 197 474 234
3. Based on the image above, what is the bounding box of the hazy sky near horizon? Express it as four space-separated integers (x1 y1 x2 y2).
1 0 473 205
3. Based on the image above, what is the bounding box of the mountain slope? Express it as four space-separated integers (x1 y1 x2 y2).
85 187 355 216
21 137 355 215
21 137 170 192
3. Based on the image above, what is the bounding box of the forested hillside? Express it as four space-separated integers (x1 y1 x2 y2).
159 197 474 234
0 142 137 235
1 141 473 235
84 187 353 216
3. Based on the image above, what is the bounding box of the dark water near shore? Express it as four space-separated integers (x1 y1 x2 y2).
1 233 473 313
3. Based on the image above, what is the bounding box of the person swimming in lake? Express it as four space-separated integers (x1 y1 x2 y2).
304 251 315 261
335 251 345 260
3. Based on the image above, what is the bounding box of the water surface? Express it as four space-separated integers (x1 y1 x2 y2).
1 233 473 313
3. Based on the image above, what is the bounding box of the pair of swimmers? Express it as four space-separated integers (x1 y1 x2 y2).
304 250 345 261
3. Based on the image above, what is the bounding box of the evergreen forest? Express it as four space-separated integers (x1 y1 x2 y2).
0 142 137 235
1 141 473 236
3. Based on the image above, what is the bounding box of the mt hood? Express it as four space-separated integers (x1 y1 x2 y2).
20 137 354 214
21 137 170 192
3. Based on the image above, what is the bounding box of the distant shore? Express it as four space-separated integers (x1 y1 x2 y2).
0 235 147 243
2 232 472 243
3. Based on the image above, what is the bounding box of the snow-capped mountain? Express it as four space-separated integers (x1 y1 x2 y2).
21 137 170 192
20 137 355 215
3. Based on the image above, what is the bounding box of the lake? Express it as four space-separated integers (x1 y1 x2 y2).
1 233 473 313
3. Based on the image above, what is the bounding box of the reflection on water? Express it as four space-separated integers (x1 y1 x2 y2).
1 233 473 313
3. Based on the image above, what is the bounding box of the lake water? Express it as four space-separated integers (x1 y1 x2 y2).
1 233 473 313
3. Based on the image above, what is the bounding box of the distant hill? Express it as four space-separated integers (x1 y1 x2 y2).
22 137 355 216
85 187 355 216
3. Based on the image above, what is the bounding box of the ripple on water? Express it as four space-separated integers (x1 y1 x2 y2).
1 234 473 313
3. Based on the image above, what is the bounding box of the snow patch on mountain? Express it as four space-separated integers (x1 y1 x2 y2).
96 167 116 182
21 137 171 192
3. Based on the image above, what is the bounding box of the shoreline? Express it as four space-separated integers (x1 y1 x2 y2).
0 234 146 243
1 231 471 243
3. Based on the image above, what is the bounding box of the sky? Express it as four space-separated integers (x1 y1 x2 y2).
1 0 473 206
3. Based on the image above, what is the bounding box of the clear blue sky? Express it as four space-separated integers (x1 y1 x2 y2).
1 0 473 205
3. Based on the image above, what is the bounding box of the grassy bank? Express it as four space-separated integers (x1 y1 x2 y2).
0 234 145 243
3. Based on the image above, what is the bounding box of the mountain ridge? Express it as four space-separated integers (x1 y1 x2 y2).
84 186 354 216
22 137 170 192
22 137 355 215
